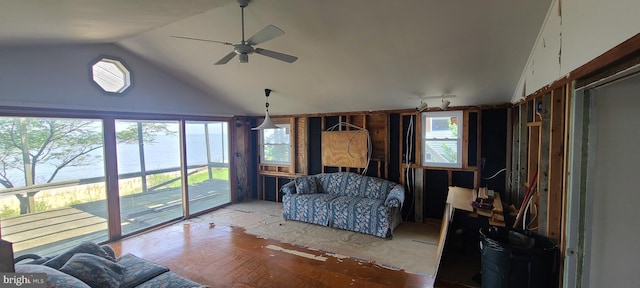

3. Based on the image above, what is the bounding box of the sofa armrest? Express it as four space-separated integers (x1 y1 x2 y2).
384 184 405 208
280 181 297 195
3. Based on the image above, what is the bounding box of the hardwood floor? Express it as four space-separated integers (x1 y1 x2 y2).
109 222 461 288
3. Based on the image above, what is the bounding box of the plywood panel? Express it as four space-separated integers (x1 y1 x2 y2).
321 131 368 168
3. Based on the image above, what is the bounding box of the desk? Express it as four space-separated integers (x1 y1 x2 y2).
435 186 505 275
446 186 505 227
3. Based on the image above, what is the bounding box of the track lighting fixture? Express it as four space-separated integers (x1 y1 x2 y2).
416 94 455 112
416 100 428 112
439 98 451 110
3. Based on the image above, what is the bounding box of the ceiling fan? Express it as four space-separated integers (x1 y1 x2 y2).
172 0 298 65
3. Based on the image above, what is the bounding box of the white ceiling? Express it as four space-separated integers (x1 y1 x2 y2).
0 0 552 116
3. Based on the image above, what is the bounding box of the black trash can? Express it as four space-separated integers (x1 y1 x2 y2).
479 226 558 288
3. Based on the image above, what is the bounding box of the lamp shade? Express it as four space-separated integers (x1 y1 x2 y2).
252 111 279 130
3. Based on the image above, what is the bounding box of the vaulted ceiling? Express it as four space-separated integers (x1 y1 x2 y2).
0 0 552 115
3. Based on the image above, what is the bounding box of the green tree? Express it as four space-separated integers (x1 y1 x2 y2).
0 118 170 215
440 118 459 163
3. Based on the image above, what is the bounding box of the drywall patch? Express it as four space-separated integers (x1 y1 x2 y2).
265 244 328 261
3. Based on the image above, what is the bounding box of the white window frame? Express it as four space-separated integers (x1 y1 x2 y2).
259 124 291 165
91 57 131 93
421 110 463 168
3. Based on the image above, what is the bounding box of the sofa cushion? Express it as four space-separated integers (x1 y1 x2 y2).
100 245 116 260
316 173 346 195
134 271 207 288
117 253 170 288
59 253 125 288
294 176 319 194
329 196 393 238
282 193 339 226
43 242 116 269
15 264 91 288
343 173 396 200
316 172 396 200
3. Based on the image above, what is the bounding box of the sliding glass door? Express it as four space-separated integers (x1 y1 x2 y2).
185 121 230 214
0 117 108 256
115 120 183 235
0 113 232 257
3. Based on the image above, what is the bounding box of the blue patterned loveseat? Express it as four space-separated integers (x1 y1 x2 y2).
281 172 405 238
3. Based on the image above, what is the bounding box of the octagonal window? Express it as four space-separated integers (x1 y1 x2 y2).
92 58 131 93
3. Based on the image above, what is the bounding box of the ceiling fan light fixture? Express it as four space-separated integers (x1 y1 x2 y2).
253 89 280 130
172 0 297 65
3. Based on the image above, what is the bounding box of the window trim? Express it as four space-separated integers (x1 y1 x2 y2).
421 110 464 168
90 56 132 94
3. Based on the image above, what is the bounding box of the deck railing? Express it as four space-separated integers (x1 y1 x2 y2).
0 162 230 258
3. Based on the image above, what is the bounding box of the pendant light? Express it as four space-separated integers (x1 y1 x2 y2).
252 88 279 130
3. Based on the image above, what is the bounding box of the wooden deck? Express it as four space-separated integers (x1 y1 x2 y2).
1 178 230 257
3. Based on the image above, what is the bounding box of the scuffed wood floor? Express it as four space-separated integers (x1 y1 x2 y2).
109 222 442 288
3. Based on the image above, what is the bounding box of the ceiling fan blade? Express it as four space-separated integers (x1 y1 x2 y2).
215 51 238 65
171 36 233 46
254 48 298 63
247 25 285 45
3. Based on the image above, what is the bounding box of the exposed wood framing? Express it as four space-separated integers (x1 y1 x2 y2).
518 105 528 205
231 117 253 202
559 83 573 287
506 107 513 204
527 121 540 230
295 117 308 174
503 33 640 284
253 107 496 221
510 106 520 205
275 104 512 119
538 93 552 234
476 109 482 187
547 87 566 242
368 114 387 161
462 110 470 169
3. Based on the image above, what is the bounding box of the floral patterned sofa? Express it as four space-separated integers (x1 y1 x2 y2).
281 172 405 238
14 242 206 288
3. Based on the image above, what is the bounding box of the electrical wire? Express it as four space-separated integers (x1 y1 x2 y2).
482 168 507 180
404 115 415 221
522 194 539 231
527 203 538 231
